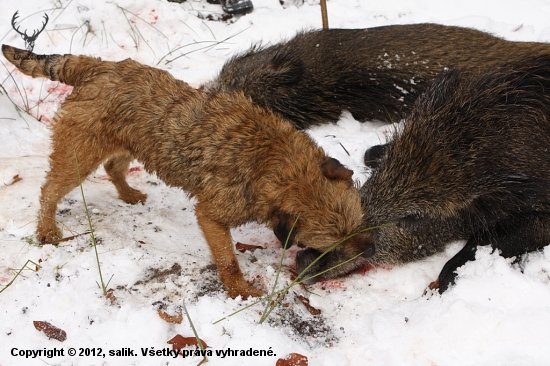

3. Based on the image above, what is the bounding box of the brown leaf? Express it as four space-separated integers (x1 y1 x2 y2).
157 309 183 324
295 293 321 316
235 242 264 253
33 321 67 342
167 334 209 352
106 288 117 305
276 353 309 366
5 174 22 186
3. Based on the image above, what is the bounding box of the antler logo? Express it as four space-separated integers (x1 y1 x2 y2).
11 11 49 52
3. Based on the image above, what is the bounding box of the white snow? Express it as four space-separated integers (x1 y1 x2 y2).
1 0 550 365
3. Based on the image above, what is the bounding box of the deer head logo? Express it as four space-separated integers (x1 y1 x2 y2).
11 11 49 52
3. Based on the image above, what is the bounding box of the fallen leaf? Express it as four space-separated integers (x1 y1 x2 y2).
33 321 67 342
295 293 321 316
167 334 209 352
5 174 22 186
235 242 264 253
157 309 183 324
276 353 308 366
106 288 117 305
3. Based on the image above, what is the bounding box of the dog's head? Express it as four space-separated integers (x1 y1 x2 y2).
272 157 374 283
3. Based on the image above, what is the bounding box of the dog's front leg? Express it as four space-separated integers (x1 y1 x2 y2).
194 201 263 299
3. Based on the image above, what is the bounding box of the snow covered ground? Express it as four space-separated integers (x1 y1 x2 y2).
1 0 550 365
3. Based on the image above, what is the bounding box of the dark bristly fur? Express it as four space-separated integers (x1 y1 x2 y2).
204 23 550 130
2 45 371 299
296 55 550 292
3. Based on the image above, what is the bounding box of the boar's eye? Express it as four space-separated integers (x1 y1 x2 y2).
361 243 376 258
397 213 421 230
230 77 241 89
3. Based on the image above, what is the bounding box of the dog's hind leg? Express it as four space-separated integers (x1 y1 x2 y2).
37 128 111 243
104 153 147 204
194 201 263 299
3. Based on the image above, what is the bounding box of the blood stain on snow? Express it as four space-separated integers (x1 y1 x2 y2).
39 84 74 123
47 83 73 99
128 166 143 174
149 9 159 25
318 264 394 290
356 263 393 276
356 263 376 276
319 279 347 290
95 166 142 181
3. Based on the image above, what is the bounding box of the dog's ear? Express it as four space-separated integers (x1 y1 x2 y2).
273 211 298 249
266 51 303 85
321 157 353 181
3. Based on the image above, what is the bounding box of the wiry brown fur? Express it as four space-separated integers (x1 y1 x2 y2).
205 23 550 129
2 45 370 299
296 55 550 292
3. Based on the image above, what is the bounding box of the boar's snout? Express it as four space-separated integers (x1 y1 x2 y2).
295 234 375 285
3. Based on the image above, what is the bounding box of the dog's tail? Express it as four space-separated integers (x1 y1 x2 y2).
2 45 99 86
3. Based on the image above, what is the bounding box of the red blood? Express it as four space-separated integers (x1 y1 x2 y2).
128 166 143 174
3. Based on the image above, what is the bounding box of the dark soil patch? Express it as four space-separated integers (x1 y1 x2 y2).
134 262 182 286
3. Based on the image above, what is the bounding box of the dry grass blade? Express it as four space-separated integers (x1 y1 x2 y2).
0 259 42 294
181 298 208 364
117 6 168 39
1 61 30 113
164 26 251 64
75 152 110 297
118 6 156 57
69 20 87 54
213 224 394 325
259 216 299 324
41 231 91 245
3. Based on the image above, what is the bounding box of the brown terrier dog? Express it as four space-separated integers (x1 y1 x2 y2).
2 45 370 299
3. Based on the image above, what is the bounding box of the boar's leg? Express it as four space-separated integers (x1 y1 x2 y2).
432 242 478 293
489 213 550 258
434 212 550 293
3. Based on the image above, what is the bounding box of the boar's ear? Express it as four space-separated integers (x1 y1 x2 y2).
321 157 354 182
273 211 298 249
266 51 303 84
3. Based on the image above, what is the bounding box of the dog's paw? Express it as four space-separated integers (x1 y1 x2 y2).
36 226 62 244
120 189 148 205
227 284 263 299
